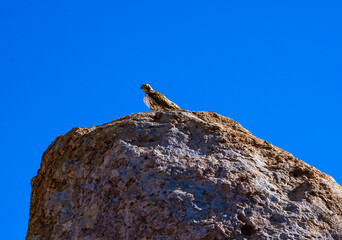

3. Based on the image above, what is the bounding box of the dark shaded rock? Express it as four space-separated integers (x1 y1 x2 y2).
26 111 342 239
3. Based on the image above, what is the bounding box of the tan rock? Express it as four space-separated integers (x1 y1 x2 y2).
26 111 342 239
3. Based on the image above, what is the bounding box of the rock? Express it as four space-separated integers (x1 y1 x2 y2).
26 111 342 240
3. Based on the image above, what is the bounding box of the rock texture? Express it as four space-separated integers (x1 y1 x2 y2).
26 111 342 240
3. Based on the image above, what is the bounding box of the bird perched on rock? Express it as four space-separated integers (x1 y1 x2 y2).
140 84 181 111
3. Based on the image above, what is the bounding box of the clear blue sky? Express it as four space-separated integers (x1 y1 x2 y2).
1 1 341 238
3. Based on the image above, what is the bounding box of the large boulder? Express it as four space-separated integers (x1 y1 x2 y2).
26 111 342 239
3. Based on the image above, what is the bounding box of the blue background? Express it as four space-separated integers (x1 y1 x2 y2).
1 1 341 238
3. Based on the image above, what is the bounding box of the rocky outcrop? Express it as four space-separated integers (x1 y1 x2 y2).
26 111 342 240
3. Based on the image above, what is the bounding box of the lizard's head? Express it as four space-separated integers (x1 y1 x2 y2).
140 84 152 93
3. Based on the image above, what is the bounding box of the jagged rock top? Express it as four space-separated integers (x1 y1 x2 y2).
27 111 342 240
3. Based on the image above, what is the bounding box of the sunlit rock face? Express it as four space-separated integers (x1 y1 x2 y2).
26 111 342 240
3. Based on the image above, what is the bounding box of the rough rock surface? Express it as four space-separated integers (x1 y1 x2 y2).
26 111 342 240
